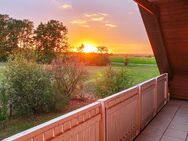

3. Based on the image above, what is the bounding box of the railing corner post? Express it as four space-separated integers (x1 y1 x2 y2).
154 78 158 116
138 84 142 132
165 73 169 102
98 99 106 141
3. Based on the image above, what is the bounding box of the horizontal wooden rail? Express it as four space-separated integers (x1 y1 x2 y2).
3 74 168 141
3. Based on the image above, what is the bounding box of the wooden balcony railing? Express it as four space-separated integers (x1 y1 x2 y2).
3 74 168 141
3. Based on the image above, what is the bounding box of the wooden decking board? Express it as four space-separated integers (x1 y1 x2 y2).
135 99 188 141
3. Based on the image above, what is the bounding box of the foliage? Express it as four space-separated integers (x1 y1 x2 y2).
97 46 108 54
96 67 133 98
0 83 8 121
0 64 160 139
51 57 87 97
3 53 54 115
44 57 87 111
124 55 129 66
77 44 85 52
34 20 68 63
0 14 33 61
77 53 110 66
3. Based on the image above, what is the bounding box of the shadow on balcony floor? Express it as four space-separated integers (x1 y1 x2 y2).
135 99 188 141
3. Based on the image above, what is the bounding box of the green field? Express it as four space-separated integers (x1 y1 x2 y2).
86 65 159 86
0 60 159 139
110 56 157 65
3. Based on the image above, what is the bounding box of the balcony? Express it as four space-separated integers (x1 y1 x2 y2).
4 73 186 141
136 100 188 141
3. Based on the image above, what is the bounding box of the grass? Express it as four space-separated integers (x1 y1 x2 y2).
0 60 159 139
110 56 157 65
86 64 159 86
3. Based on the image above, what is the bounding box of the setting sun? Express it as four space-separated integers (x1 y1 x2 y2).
83 43 98 53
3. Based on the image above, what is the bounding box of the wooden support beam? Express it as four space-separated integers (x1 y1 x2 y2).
134 0 158 16
138 6 172 78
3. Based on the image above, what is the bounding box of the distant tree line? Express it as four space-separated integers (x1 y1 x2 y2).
0 14 68 63
76 44 110 66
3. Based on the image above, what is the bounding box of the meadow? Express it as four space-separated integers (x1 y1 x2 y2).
110 56 157 65
0 57 159 139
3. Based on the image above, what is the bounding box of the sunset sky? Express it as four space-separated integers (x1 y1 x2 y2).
0 0 153 54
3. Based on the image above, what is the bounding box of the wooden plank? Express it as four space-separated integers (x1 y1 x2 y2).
134 0 159 15
140 79 156 129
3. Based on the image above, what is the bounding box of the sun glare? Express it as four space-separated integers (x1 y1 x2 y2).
83 43 98 53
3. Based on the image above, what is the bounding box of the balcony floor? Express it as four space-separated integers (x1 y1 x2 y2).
135 99 188 141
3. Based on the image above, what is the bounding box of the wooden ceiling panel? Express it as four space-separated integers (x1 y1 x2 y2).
135 0 188 99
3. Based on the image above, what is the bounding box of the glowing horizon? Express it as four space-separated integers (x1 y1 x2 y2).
82 43 98 53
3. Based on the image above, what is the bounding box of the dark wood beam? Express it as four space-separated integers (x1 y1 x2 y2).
134 0 158 16
138 6 173 78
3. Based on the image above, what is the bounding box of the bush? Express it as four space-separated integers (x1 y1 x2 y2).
0 83 8 121
0 82 8 129
69 53 110 66
3 53 54 115
96 67 133 98
49 57 87 111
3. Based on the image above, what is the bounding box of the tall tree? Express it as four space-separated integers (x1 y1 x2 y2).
0 14 34 61
34 20 68 63
17 20 34 49
0 14 10 61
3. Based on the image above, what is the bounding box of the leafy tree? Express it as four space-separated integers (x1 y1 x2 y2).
51 57 86 98
0 83 8 121
0 14 11 61
0 14 34 61
3 53 54 115
17 20 34 49
97 46 108 54
34 20 68 63
77 44 85 52
96 67 133 98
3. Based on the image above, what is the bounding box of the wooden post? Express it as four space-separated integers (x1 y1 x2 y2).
98 99 106 141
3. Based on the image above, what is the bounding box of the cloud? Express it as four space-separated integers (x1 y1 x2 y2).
84 12 108 22
70 19 90 28
61 4 72 9
91 17 104 21
70 19 87 24
105 23 117 28
81 24 90 28
70 12 110 28
99 13 108 16
84 13 97 18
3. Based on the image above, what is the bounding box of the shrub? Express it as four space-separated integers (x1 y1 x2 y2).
49 57 87 111
0 82 8 129
0 83 8 121
74 53 110 66
96 67 133 98
3 53 54 115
